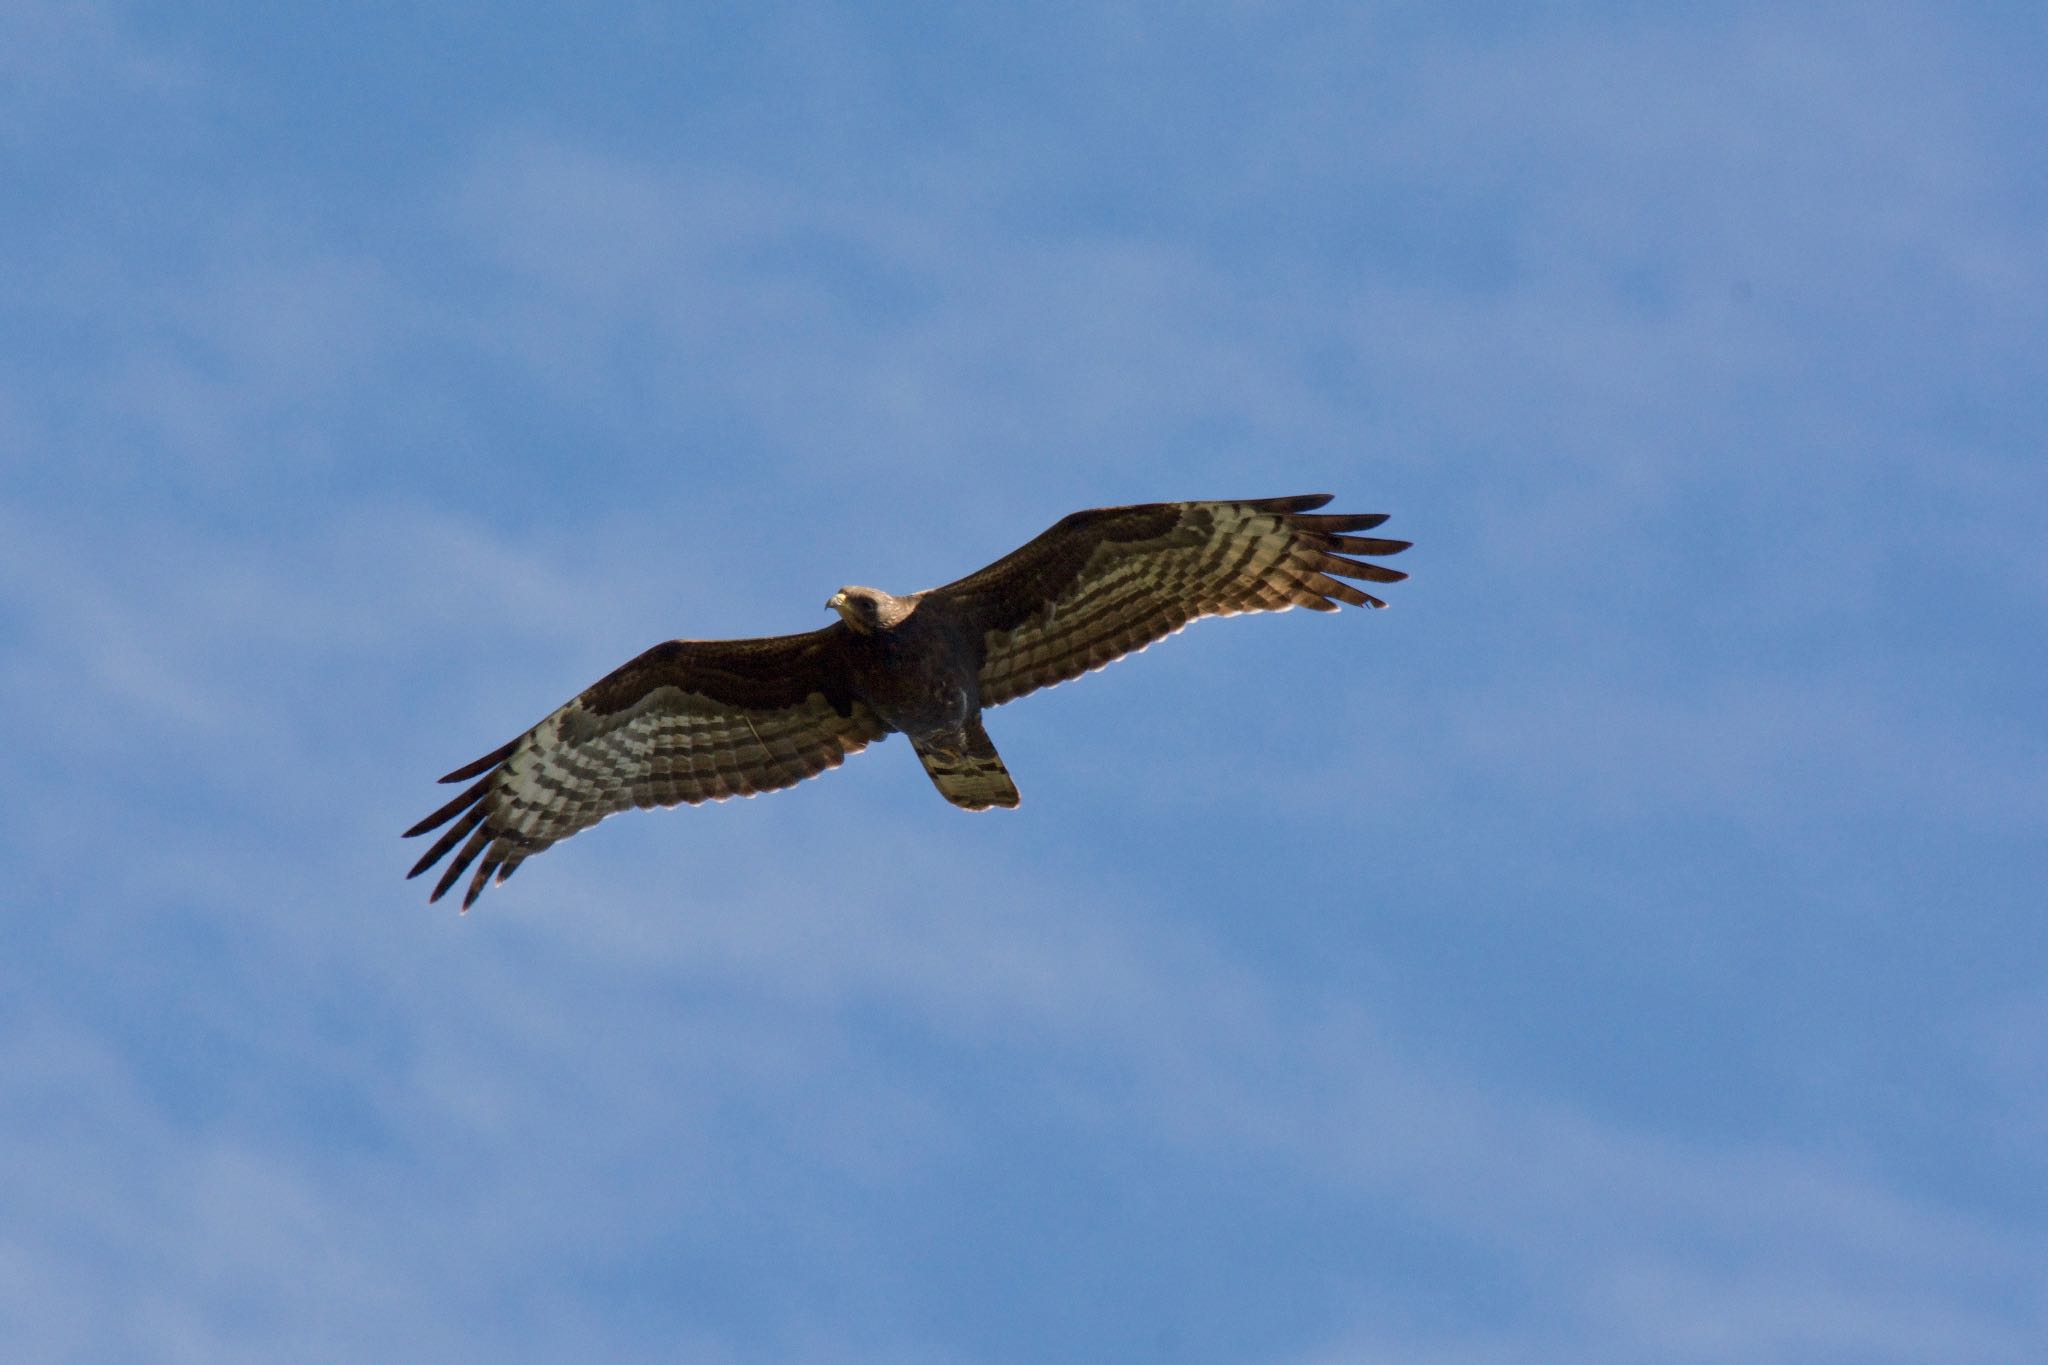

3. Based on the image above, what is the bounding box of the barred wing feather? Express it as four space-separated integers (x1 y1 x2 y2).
403 632 886 909
932 494 1410 708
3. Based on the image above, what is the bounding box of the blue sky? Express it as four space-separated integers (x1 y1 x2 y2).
3 2 2045 1360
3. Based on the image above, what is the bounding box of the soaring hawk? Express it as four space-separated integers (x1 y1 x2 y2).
406 494 1409 908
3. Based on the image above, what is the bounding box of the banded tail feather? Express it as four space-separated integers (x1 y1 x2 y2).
913 718 1020 811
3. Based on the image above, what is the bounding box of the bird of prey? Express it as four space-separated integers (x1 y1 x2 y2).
405 494 1409 908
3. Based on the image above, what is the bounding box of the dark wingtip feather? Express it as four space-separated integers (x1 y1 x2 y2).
403 770 495 839
407 840 443 882
1323 534 1412 557
1255 492 1334 513
1294 512 1390 533
440 740 517 784
1321 553 1409 585
407 801 488 879
431 825 494 903
463 852 504 911
1308 574 1375 609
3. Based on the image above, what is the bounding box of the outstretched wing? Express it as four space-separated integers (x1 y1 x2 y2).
930 494 1409 708
404 629 888 910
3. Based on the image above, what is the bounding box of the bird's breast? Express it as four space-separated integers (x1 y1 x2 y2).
848 621 979 739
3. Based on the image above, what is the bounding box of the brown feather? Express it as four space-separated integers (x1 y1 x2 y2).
1317 553 1409 585
1305 573 1376 609
403 771 495 839
439 740 519 784
1318 533 1412 557
1256 492 1336 513
1293 512 1391 532
407 801 488 880
434 823 494 903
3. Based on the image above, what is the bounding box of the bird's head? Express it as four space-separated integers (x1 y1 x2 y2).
827 586 912 634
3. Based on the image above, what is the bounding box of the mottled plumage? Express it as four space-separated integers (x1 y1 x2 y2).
405 493 1409 908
